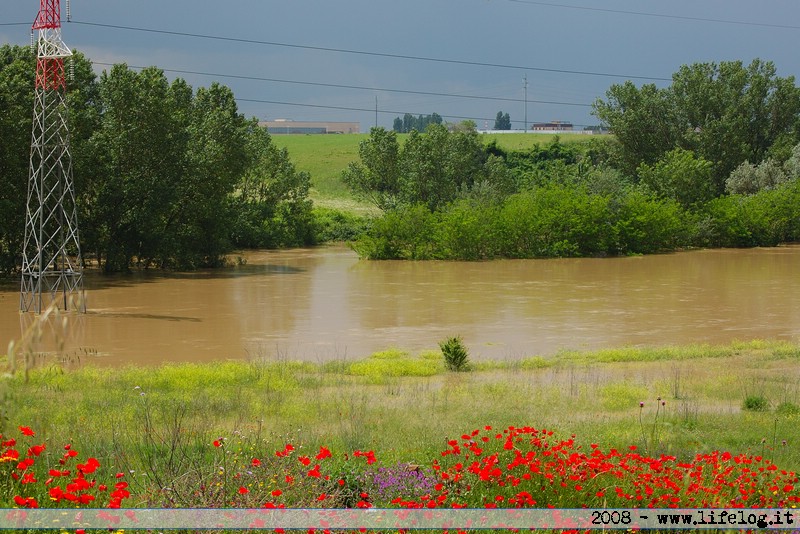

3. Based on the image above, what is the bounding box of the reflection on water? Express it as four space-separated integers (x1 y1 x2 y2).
1 244 799 366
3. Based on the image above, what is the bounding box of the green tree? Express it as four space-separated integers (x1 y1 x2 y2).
89 65 188 270
341 127 402 210
392 112 443 133
177 83 249 266
0 45 35 273
673 59 800 191
233 124 314 247
594 59 800 190
494 111 511 130
593 81 682 175
636 148 716 208
344 123 513 211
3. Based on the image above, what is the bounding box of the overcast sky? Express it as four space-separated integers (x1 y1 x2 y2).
3 1 800 132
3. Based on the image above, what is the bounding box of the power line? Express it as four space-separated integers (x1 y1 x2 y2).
505 0 800 30
237 97 592 128
96 62 593 108
71 19 670 82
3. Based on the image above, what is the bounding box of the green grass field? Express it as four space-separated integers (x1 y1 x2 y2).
4 339 798 473
272 132 606 212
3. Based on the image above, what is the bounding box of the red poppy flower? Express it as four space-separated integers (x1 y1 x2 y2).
238 486 249 494
315 446 332 460
18 426 35 437
307 465 321 478
251 458 261 467
271 489 282 497
213 440 222 448
27 444 45 456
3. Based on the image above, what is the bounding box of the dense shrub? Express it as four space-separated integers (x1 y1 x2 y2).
350 204 438 260
312 207 368 243
700 180 800 247
611 190 690 254
498 186 613 258
435 199 502 260
726 158 790 195
352 185 694 260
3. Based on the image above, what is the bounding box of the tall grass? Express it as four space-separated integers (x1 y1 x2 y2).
2 339 799 476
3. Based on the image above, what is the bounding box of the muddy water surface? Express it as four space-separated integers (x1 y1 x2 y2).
1 245 798 366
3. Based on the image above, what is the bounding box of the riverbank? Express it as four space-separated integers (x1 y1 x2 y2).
4 339 799 467
2 339 799 516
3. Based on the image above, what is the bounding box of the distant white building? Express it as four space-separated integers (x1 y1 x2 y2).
531 120 574 132
259 119 360 134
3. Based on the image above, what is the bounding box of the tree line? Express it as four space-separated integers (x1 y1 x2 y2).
348 59 800 260
0 45 315 273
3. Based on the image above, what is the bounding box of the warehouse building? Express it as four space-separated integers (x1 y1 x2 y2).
260 119 360 134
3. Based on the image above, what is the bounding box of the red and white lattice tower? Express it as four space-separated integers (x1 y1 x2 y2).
20 0 85 313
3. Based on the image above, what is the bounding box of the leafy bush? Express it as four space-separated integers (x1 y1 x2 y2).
726 158 789 195
742 395 770 412
637 148 716 208
439 335 470 372
312 207 368 243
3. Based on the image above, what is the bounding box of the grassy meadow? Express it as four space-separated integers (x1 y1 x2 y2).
272 132 601 211
6 340 800 467
2 300 800 531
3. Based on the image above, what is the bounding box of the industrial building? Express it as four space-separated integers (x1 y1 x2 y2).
260 119 360 134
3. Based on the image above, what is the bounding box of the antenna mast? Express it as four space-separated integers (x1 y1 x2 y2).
20 0 85 313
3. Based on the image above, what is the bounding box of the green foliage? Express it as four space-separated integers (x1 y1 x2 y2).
343 124 512 212
439 335 470 372
0 53 316 273
392 112 443 133
348 349 443 380
341 127 402 211
311 207 368 243
611 189 689 254
499 186 612 258
593 81 682 175
594 59 800 187
725 158 790 195
699 180 800 247
0 45 35 274
637 148 715 208
494 111 511 130
351 204 438 260
742 395 770 412
353 185 694 260
232 125 315 249
435 198 501 260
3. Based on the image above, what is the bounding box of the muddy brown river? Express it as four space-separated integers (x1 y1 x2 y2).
1 245 799 366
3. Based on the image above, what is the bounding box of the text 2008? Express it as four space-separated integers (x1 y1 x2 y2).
591 510 632 525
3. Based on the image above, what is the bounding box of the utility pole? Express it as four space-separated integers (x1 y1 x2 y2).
523 74 528 132
20 0 85 313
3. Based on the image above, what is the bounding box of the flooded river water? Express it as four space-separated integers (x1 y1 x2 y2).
1 245 799 366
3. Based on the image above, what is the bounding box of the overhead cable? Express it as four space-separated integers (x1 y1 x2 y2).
95 62 593 108
71 19 670 82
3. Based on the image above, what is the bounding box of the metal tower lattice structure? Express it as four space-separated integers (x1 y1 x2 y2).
20 0 85 313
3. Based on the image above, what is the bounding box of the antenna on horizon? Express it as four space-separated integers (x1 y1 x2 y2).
66 0 71 22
